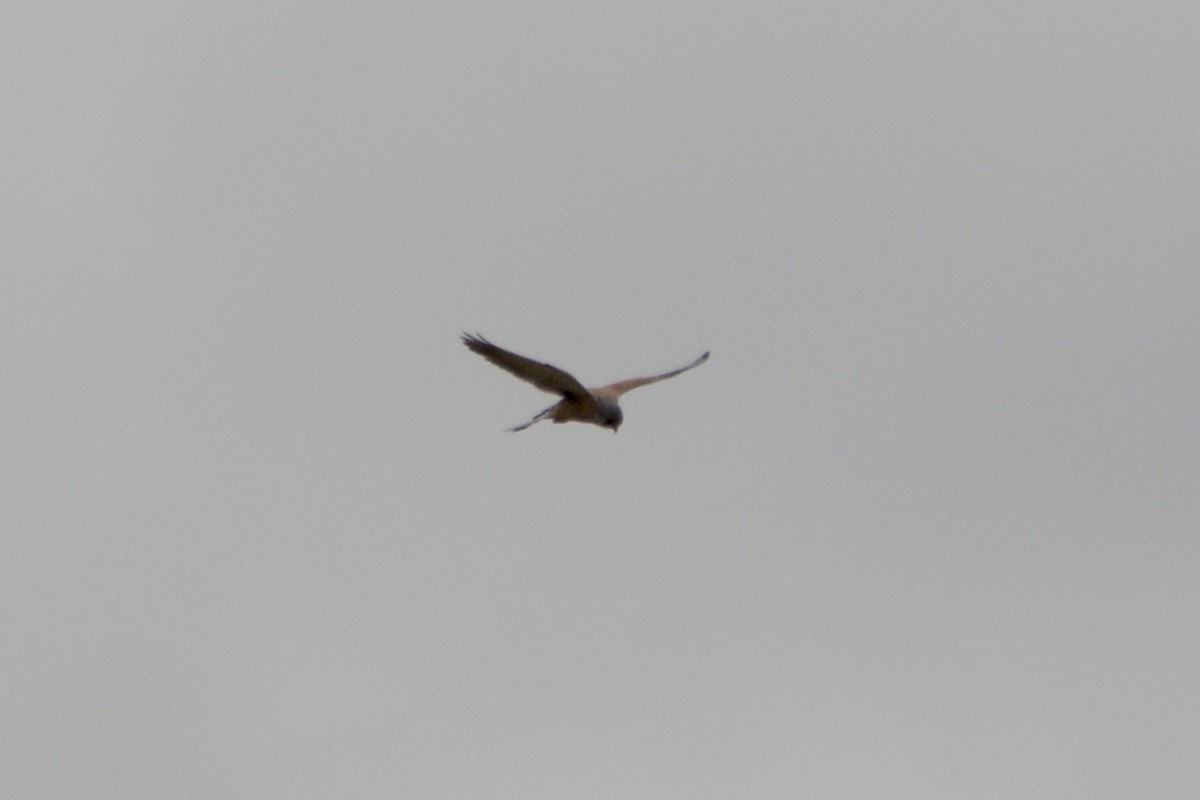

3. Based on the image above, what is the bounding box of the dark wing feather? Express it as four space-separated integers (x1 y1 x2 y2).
462 333 589 398
593 351 709 399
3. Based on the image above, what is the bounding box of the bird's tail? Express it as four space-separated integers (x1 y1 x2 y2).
507 404 555 432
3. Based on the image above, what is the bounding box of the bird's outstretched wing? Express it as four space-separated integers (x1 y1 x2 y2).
593 351 710 398
462 333 590 398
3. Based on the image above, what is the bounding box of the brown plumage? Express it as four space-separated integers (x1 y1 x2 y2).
462 333 709 432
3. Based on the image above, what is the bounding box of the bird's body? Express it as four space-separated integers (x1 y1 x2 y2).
461 333 708 432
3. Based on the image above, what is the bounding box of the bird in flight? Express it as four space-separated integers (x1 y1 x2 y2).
462 333 709 432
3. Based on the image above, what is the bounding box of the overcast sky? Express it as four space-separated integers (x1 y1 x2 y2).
3 3 1198 798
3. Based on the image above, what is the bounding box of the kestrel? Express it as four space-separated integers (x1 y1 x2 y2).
462 333 709 432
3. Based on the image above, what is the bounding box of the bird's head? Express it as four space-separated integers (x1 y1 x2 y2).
597 399 623 432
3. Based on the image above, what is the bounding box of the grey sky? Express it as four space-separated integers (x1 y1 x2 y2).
3 3 1198 798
